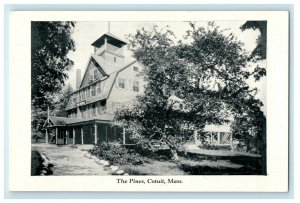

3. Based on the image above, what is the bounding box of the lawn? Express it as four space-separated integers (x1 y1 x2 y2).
89 142 263 175
120 160 187 175
118 155 261 175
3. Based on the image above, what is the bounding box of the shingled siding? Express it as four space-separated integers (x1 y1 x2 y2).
66 74 115 111
80 58 104 88
108 62 144 106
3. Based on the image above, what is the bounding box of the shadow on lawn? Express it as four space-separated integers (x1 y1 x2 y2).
178 151 264 175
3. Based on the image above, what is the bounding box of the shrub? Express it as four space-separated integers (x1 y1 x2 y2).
89 142 150 165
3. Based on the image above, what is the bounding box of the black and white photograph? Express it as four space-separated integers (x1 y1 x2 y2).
8 11 289 192
31 20 267 176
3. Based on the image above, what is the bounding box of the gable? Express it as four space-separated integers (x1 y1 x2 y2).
107 61 145 104
65 59 145 111
65 73 117 111
80 57 105 88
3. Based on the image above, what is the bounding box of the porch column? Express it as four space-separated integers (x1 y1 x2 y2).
73 128 75 144
81 127 84 145
55 127 58 145
65 130 68 145
45 129 48 144
106 125 108 142
94 123 97 145
123 127 126 145
193 130 198 144
217 132 221 144
230 133 233 146
210 132 213 143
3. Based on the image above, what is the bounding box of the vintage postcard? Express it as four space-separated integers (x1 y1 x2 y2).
9 11 289 192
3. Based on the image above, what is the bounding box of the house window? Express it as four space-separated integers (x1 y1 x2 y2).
86 106 90 118
92 104 96 116
212 132 218 143
89 65 98 82
82 90 85 100
97 83 101 94
79 91 83 101
91 85 96 96
133 66 139 72
114 57 117 62
133 81 139 92
111 101 115 110
115 102 121 111
74 109 77 118
86 87 90 98
94 68 98 80
82 107 86 118
90 105 93 117
72 94 77 103
118 78 125 89
97 102 101 115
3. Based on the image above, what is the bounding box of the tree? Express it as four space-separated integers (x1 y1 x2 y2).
116 26 193 155
115 22 266 164
52 84 74 117
179 22 266 173
31 21 76 110
240 21 267 61
239 21 267 173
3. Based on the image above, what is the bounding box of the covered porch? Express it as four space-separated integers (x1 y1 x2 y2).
194 124 233 147
45 115 130 145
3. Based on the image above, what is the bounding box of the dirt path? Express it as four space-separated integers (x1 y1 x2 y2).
32 143 109 176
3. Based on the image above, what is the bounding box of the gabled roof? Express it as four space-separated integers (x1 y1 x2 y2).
66 55 139 110
91 54 120 75
66 72 117 110
204 123 231 133
91 32 127 48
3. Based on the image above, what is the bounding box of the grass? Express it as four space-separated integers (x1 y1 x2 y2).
178 158 243 169
119 155 260 175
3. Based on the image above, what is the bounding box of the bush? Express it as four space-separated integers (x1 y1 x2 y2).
89 142 150 165
130 141 175 160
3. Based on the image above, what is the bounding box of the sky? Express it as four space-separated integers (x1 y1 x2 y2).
66 21 266 113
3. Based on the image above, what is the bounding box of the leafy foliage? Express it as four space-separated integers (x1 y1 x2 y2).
52 84 74 117
240 21 267 61
31 21 76 110
31 107 47 132
89 142 150 165
116 22 266 159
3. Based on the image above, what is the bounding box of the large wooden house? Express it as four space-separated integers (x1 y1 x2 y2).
45 32 233 147
45 32 144 145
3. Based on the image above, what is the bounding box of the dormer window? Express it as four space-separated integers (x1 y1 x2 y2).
86 87 90 98
133 66 139 72
89 67 98 82
72 94 77 103
91 85 96 96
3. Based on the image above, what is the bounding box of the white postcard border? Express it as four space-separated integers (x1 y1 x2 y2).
9 11 289 192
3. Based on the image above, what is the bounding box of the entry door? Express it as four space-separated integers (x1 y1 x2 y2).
57 129 65 145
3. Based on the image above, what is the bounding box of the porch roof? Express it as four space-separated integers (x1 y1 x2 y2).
204 123 231 133
67 114 114 125
47 114 115 127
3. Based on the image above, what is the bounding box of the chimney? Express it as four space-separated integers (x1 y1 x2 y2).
76 69 81 89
